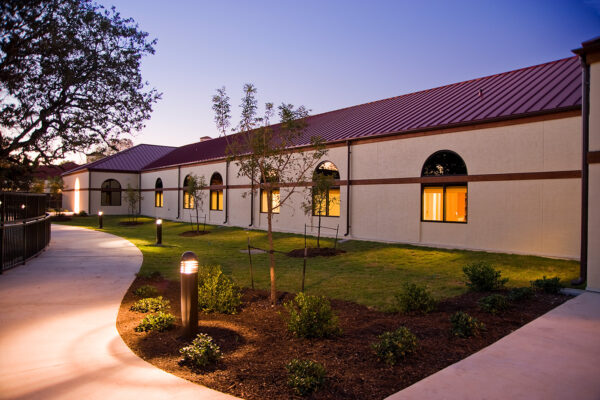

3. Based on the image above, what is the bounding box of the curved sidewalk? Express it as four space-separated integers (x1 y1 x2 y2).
0 224 239 400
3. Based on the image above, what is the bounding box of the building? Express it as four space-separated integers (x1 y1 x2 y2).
62 40 600 291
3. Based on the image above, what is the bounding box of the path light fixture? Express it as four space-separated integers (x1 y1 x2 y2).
156 219 163 245
180 251 199 338
98 211 103 229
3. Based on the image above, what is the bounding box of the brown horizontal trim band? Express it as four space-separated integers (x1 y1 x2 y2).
139 109 581 173
62 168 141 177
589 151 600 164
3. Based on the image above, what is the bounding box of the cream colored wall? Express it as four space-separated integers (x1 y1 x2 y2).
587 54 600 291
62 171 89 213
89 171 139 215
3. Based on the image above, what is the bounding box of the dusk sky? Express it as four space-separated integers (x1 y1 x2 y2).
97 0 600 148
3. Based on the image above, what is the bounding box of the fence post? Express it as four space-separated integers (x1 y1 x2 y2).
334 225 339 249
0 222 4 274
22 220 27 265
247 235 255 289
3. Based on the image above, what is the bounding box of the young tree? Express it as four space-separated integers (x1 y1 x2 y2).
125 184 143 223
302 172 336 248
0 0 161 184
47 176 64 213
213 84 328 305
185 174 207 232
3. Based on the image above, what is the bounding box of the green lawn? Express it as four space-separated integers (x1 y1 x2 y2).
55 215 580 310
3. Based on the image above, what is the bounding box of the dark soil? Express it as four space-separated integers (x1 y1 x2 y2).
179 230 210 237
50 215 72 222
119 221 145 226
287 247 346 258
117 278 568 400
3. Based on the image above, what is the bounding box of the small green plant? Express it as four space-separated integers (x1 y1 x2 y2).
130 296 170 313
135 311 175 332
508 287 534 302
478 294 509 314
136 270 163 280
77 210 88 216
531 276 564 294
462 262 508 291
450 311 485 338
179 333 222 369
197 265 242 314
372 327 418 366
286 359 326 396
134 285 158 298
284 292 341 338
394 283 437 314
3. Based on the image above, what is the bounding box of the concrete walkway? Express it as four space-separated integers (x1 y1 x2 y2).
0 225 239 400
388 291 600 400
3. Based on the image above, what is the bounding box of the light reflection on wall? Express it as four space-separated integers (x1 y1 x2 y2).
74 178 80 214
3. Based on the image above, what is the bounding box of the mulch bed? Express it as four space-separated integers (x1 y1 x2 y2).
119 221 145 226
117 277 568 400
50 215 72 222
179 230 210 237
287 247 346 258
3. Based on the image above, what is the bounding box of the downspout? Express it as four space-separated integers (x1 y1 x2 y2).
224 161 229 224
249 172 254 227
87 170 91 213
344 140 351 236
138 173 142 215
177 166 181 220
574 55 590 285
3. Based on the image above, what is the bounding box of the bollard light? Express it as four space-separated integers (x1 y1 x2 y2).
156 219 163 245
98 211 103 229
180 251 199 338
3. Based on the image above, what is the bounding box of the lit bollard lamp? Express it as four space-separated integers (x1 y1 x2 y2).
180 251 199 338
156 219 163 245
98 211 103 229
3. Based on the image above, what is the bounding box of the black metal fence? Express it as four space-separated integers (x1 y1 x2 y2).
1 192 52 273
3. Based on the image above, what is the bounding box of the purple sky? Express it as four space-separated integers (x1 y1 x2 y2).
97 0 600 148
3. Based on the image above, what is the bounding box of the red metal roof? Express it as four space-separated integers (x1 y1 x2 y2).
65 144 176 175
34 162 79 179
143 56 582 171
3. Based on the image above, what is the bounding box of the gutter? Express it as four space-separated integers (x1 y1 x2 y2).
573 56 590 285
344 140 351 236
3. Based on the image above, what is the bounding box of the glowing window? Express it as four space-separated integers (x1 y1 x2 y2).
183 175 193 209
209 173 223 211
260 189 280 214
155 178 163 208
421 151 467 223
312 161 341 217
100 179 121 206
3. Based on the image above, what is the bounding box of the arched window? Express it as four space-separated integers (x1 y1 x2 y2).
312 161 340 217
260 172 280 214
182 175 194 209
154 178 163 208
421 150 467 223
209 173 223 211
100 179 121 206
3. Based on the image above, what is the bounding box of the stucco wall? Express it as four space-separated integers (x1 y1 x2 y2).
587 54 600 291
89 171 139 215
124 114 582 259
62 171 89 213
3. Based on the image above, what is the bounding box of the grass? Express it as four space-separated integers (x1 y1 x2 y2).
54 215 580 310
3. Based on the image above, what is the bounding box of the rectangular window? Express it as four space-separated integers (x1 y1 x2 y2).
183 192 194 209
155 191 163 208
422 185 467 223
261 189 280 214
210 190 223 211
312 187 340 217
328 188 340 217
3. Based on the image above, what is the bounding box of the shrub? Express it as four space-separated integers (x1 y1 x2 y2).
531 276 564 294
197 265 242 314
136 270 163 280
134 285 158 298
508 287 534 302
286 359 326 396
135 311 175 332
394 283 437 314
284 292 341 338
372 327 418 366
478 294 509 314
450 311 485 338
179 333 222 369
462 262 508 291
130 296 170 313
78 210 88 216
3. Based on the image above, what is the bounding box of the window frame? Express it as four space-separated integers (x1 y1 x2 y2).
100 179 121 207
421 183 468 223
260 188 280 214
182 175 193 209
154 178 163 208
209 172 223 211
312 161 341 217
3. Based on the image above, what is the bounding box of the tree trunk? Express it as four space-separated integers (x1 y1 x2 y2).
267 190 276 305
317 213 321 248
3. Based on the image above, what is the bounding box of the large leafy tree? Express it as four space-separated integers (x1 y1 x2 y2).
213 84 327 305
0 0 160 189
